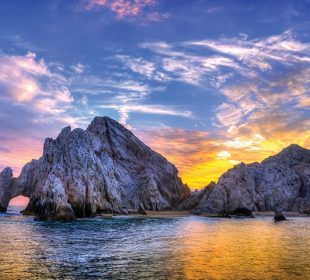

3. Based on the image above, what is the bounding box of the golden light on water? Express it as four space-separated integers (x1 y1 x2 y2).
172 218 310 279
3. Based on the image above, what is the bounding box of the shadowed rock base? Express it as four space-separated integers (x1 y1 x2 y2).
274 211 287 222
231 207 254 218
138 204 147 215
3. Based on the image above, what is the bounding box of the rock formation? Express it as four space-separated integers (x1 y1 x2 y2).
182 144 310 215
0 168 14 212
0 116 190 220
274 211 287 222
1 116 309 220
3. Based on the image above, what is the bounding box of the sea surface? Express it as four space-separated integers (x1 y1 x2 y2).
1 206 310 280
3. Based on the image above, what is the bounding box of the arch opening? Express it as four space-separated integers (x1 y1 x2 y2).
8 195 30 214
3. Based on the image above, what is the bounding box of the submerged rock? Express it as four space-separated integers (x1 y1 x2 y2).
274 211 287 222
0 116 190 220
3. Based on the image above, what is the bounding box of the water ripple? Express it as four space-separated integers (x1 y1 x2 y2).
0 210 310 279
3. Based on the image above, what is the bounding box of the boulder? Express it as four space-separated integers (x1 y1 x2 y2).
274 211 287 222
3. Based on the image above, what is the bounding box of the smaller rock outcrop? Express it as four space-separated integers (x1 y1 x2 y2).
185 145 310 215
274 211 286 222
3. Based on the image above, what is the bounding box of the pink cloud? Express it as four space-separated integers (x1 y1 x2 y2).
0 52 50 102
0 52 74 118
0 136 43 177
84 0 167 21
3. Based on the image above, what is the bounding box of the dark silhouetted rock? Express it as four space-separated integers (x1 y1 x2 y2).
303 209 310 215
190 209 201 215
231 207 254 218
274 211 286 222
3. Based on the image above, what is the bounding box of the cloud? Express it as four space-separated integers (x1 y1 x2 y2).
186 30 310 70
72 74 152 96
216 150 231 159
138 120 309 188
82 0 168 21
137 42 241 85
130 30 310 88
215 103 243 127
71 72 191 125
116 55 170 81
1 30 309 189
0 52 83 175
71 63 85 74
0 52 73 116
99 104 192 125
136 126 255 188
125 31 310 187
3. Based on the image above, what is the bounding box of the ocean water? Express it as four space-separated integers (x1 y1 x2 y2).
1 206 310 280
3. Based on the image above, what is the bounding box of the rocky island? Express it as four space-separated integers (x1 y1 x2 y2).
0 116 190 220
0 116 309 221
181 144 310 215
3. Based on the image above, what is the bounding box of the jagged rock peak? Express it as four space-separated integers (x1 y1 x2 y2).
263 144 310 165
0 167 13 179
87 116 127 133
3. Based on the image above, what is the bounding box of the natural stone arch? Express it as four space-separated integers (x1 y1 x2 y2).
0 167 31 213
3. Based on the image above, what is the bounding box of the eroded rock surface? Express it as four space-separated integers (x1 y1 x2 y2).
0 117 190 220
183 144 310 214
0 168 14 212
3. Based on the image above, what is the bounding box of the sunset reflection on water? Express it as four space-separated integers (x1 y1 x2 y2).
0 210 310 280
172 218 310 279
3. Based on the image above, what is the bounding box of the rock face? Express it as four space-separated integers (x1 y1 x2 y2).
0 116 190 220
183 144 310 214
0 168 14 212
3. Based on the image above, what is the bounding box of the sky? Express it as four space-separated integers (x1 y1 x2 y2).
0 0 309 195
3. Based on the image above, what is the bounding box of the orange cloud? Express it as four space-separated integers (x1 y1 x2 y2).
137 127 232 188
138 125 310 189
